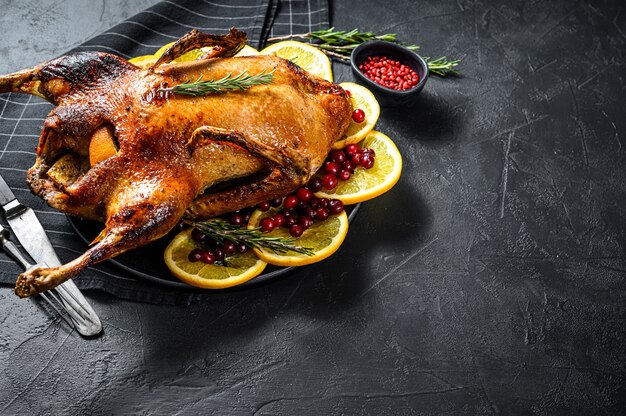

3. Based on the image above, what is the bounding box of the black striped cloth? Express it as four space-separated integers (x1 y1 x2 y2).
0 0 329 304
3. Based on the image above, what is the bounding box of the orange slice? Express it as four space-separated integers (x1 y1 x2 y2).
128 55 157 68
248 209 349 267
260 41 333 81
334 82 380 149
315 131 402 204
154 42 175 58
235 45 260 57
88 126 117 167
164 229 267 289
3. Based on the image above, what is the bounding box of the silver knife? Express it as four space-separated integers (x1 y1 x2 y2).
0 174 101 336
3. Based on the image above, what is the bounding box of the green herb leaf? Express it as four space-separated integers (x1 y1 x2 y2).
187 219 315 256
160 69 275 96
267 28 460 77
423 56 461 76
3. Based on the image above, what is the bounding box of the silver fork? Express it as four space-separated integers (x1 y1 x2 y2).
0 224 102 336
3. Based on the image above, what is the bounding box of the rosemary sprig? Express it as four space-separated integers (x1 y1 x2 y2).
269 28 417 51
187 219 315 256
422 56 461 77
160 69 275 96
267 27 460 77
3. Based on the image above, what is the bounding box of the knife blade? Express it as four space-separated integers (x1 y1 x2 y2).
0 174 102 336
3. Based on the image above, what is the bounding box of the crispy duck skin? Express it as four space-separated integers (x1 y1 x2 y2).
0 28 352 297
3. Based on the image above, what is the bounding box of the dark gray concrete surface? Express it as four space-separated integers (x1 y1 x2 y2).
0 0 624 415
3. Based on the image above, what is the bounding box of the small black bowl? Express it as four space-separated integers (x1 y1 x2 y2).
350 40 429 106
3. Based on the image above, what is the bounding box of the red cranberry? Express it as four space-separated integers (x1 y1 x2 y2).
260 217 276 232
352 109 365 123
223 240 236 255
213 248 224 262
321 174 338 190
269 197 283 208
188 248 203 262
298 216 313 229
331 150 347 164
191 228 206 242
338 169 351 181
283 195 298 209
304 206 316 219
351 152 362 165
315 207 329 221
363 147 376 157
307 177 323 192
273 213 285 227
229 213 244 226
290 224 304 237
343 160 355 172
200 250 216 264
318 198 329 208
344 89 351 96
258 201 270 211
328 199 344 215
324 161 340 176
361 154 374 169
284 215 297 227
345 144 359 156
296 187 313 203
237 243 248 254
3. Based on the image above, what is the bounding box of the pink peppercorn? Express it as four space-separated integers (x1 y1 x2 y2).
358 56 419 91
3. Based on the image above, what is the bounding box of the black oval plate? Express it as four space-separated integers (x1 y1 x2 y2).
67 203 361 290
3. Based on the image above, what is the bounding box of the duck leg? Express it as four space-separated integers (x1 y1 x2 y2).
14 168 197 297
0 65 50 100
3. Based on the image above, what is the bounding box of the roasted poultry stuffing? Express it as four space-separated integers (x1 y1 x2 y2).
0 28 352 297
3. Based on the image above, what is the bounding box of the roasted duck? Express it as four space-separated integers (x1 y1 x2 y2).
0 28 352 297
